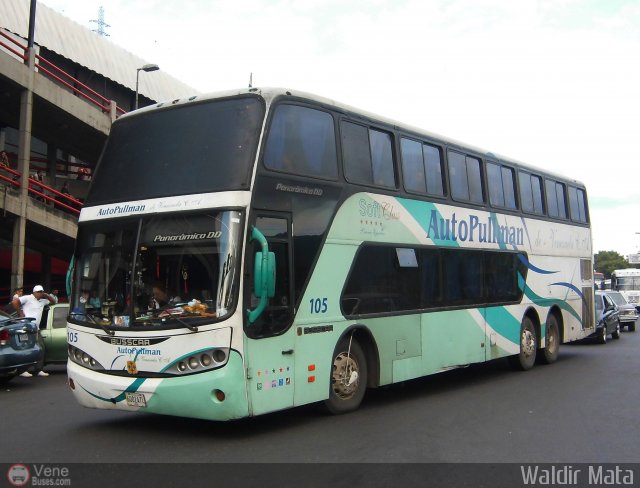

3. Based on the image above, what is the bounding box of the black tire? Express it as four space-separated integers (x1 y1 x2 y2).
539 314 560 365
598 326 607 344
612 322 621 340
324 336 367 414
509 317 537 371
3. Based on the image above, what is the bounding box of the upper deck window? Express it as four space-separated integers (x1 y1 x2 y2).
342 121 396 188
448 150 484 204
263 105 338 179
487 162 517 210
545 179 568 219
400 138 445 197
518 171 544 215
568 186 588 223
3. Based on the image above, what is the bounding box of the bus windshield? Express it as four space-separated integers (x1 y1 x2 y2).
86 96 265 206
615 277 640 291
70 210 244 330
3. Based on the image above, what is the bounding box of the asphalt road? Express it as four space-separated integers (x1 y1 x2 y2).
2 329 639 464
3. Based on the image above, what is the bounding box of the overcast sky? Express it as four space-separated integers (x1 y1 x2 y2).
39 0 640 258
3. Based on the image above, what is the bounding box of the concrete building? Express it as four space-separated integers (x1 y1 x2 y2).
0 0 197 301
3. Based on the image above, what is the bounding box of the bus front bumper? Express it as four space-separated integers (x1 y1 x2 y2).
67 351 249 421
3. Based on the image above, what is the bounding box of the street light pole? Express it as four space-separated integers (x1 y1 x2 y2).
135 64 159 110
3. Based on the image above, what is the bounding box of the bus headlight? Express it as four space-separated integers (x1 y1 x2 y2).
164 347 230 376
68 345 104 371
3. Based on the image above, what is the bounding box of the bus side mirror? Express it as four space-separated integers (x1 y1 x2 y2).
247 226 276 324
254 251 276 299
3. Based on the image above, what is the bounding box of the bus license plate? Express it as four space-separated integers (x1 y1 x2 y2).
125 392 147 407
18 333 28 342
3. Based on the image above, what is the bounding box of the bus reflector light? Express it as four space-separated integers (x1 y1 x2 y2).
213 389 225 402
68 378 75 390
308 376 315 383
308 364 315 371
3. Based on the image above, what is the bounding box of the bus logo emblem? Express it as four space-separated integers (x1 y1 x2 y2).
126 361 138 375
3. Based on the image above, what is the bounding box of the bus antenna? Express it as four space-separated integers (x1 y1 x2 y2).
248 72 253 88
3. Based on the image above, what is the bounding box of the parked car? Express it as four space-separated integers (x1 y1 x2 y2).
38 303 69 364
604 291 638 331
592 291 621 344
0 310 43 382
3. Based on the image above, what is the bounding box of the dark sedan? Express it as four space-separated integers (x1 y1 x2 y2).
592 291 621 344
0 310 43 382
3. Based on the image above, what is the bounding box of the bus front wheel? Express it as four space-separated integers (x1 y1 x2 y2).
324 337 367 414
509 317 537 371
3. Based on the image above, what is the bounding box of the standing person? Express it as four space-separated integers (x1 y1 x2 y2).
12 287 23 301
6 287 23 314
12 285 55 377
49 288 59 304
3 287 21 314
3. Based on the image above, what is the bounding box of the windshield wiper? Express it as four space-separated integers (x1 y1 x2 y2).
167 313 198 332
71 312 115 336
147 305 198 332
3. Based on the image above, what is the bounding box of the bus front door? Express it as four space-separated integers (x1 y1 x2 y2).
245 214 296 415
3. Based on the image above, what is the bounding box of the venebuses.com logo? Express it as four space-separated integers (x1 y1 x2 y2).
6 464 71 486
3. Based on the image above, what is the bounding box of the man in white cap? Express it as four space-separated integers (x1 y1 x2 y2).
12 285 56 377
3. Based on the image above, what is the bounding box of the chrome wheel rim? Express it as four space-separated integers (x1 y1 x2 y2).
547 326 557 355
331 351 359 400
522 329 536 358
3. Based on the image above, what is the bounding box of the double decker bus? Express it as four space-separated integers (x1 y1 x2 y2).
66 88 595 420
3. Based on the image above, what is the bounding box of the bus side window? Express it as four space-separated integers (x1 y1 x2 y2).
263 105 338 179
342 121 396 189
448 150 484 204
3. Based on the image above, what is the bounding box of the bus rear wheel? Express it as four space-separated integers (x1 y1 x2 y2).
509 317 537 371
324 337 367 414
539 315 560 365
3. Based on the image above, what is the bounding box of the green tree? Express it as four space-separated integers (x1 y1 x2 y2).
594 251 629 278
